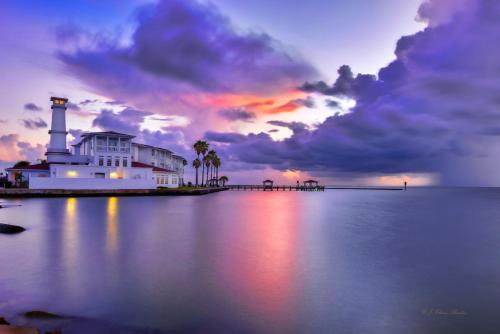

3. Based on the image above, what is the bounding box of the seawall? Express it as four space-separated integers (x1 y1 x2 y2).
0 187 228 198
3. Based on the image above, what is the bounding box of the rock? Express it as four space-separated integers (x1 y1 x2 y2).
0 224 25 235
0 317 10 325
0 325 40 334
23 311 62 319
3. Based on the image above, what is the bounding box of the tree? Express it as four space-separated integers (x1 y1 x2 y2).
192 158 201 186
203 155 211 187
13 160 30 169
212 156 221 186
219 176 228 186
207 150 216 185
193 140 209 186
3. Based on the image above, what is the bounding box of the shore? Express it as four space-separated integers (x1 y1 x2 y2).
0 311 163 334
0 187 228 199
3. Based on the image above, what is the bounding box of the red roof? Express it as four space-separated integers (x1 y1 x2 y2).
6 163 50 171
131 161 175 173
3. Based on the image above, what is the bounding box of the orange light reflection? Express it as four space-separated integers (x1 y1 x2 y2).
222 192 301 328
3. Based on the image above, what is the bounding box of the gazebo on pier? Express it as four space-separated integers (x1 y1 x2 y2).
304 179 319 189
263 179 274 191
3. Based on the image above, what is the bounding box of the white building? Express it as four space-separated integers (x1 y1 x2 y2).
7 97 185 190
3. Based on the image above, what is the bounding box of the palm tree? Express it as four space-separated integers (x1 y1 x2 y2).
219 176 228 186
194 140 209 186
212 156 221 186
203 155 211 187
207 150 216 185
192 158 201 186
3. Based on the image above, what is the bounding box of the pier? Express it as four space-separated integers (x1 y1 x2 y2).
228 184 404 191
228 184 325 191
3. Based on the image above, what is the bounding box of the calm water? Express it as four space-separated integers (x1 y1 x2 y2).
1 188 500 333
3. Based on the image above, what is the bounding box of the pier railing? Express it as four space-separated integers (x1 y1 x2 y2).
228 185 325 191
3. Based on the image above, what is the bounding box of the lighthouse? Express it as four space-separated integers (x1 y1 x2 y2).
46 96 71 163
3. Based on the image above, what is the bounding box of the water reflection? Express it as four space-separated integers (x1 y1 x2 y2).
107 197 119 254
216 192 301 332
63 198 78 285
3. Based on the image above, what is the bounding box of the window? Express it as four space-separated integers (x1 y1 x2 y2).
96 136 106 152
107 156 112 166
95 172 105 179
123 157 128 167
98 156 104 166
120 139 129 153
115 157 120 167
173 177 178 184
109 138 118 152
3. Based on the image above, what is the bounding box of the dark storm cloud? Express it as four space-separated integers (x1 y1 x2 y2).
218 108 256 121
267 120 309 134
58 0 317 96
92 107 152 134
24 103 42 112
208 0 500 184
22 118 47 130
205 131 246 143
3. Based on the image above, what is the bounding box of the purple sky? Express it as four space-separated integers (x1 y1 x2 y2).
1 0 499 186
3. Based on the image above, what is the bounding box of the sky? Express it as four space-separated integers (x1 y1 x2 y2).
1 0 499 186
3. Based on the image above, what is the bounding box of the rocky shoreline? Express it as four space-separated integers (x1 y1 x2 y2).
0 311 63 334
0 311 163 334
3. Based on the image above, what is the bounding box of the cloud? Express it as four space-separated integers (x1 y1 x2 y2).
90 107 187 155
218 107 256 121
0 134 44 163
56 0 319 144
267 96 315 114
205 131 246 143
58 0 317 96
92 107 152 134
267 120 309 134
17 141 45 162
24 103 43 112
325 99 340 108
22 118 48 130
67 102 81 111
79 99 98 106
206 0 500 185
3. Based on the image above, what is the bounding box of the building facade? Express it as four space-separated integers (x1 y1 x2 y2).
7 97 185 190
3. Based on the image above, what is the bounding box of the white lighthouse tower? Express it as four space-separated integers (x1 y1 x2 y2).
46 96 71 163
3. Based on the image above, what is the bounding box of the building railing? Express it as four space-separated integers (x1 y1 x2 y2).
96 146 130 153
